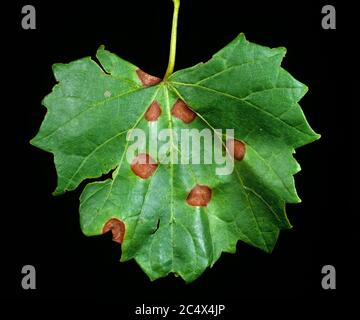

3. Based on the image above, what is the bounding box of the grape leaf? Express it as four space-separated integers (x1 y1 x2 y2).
31 33 319 282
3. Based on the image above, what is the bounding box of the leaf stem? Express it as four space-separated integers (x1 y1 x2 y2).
164 0 180 80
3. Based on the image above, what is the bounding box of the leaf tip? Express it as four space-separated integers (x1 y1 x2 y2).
291 193 302 204
51 63 61 73
96 44 106 55
302 84 309 96
29 135 45 149
52 188 64 196
278 46 287 55
307 131 322 144
53 178 70 196
51 63 66 80
237 32 247 40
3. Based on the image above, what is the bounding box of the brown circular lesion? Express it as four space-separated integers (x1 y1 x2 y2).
186 184 212 207
226 139 246 161
171 99 196 124
131 153 158 179
102 218 126 244
145 101 162 121
136 69 161 87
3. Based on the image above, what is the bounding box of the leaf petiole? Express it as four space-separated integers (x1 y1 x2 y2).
164 0 180 80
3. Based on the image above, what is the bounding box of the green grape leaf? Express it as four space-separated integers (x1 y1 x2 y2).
31 33 319 282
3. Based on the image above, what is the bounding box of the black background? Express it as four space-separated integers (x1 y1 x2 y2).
2 0 352 311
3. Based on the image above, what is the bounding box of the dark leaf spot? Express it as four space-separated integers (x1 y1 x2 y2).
102 218 125 244
151 219 160 234
186 184 212 207
145 101 161 121
171 99 196 123
136 69 161 86
131 153 158 179
226 139 246 160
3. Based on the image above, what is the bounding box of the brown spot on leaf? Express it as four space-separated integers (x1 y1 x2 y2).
102 218 125 244
171 99 196 124
131 153 158 179
136 69 161 86
145 101 161 121
186 184 212 207
226 139 246 161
